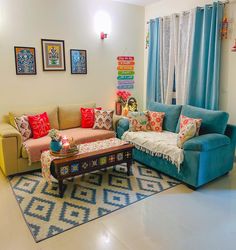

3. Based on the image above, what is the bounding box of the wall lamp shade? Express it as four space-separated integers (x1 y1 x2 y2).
94 11 111 40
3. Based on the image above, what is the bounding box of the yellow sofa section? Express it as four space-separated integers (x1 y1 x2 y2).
0 103 119 176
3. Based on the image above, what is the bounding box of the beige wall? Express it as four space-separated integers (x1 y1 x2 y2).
0 0 144 120
145 0 236 124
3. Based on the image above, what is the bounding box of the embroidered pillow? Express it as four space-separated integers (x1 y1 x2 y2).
28 112 51 139
147 111 165 132
81 107 102 128
179 115 202 135
128 111 151 132
93 110 114 130
177 120 197 148
14 115 32 141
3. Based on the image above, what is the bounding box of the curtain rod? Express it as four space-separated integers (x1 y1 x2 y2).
146 0 230 24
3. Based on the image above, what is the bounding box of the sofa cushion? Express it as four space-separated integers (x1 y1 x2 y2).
183 134 230 151
148 102 182 132
177 120 197 149
9 106 59 130
22 128 115 161
176 105 229 135
14 115 32 141
28 112 51 139
58 103 96 130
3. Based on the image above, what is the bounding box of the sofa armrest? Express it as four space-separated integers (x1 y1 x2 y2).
183 134 230 152
116 118 129 138
113 115 123 130
225 124 236 147
0 123 22 157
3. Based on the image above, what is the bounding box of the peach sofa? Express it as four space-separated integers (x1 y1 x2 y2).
0 103 117 176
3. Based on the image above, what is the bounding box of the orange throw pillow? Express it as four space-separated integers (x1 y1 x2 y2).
147 111 165 132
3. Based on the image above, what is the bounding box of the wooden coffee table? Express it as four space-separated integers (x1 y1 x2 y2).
50 143 134 197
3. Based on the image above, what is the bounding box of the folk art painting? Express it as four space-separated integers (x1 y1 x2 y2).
14 47 36 75
41 39 66 71
70 49 87 74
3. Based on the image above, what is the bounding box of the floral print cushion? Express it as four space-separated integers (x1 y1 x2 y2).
93 110 114 130
14 115 32 141
147 111 165 132
128 111 151 132
177 120 197 148
28 112 51 139
179 115 202 135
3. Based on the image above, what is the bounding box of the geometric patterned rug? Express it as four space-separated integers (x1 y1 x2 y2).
9 162 179 242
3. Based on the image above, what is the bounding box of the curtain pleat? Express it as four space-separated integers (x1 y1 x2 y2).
146 19 160 107
187 2 223 110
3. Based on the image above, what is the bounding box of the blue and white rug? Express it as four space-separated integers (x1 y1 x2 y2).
9 162 179 242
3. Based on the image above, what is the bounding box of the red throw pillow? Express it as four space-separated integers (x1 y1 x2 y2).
81 107 102 128
28 112 51 139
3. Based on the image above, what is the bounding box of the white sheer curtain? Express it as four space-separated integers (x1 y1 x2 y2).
158 10 195 105
175 10 195 104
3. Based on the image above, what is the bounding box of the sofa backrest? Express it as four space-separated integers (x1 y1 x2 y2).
9 106 59 129
148 102 182 132
176 105 229 135
58 102 96 130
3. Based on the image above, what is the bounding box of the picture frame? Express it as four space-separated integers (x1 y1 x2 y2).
14 46 37 75
70 49 87 74
41 39 66 71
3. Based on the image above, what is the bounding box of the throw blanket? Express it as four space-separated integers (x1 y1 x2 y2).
122 131 183 170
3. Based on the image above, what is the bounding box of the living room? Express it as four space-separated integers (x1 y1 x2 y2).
0 0 236 249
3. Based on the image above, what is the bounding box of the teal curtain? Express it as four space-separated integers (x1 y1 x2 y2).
146 18 161 107
187 2 223 110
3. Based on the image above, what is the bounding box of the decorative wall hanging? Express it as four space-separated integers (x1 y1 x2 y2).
14 47 36 75
221 16 229 39
41 39 66 71
116 56 135 89
70 49 87 74
128 97 138 112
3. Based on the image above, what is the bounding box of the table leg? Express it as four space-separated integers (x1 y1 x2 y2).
127 160 132 176
58 180 64 198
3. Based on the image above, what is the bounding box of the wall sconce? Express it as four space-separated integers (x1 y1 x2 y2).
94 11 111 40
100 32 108 40
232 39 236 52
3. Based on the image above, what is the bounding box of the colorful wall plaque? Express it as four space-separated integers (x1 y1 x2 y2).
14 47 37 75
116 56 135 89
41 39 66 71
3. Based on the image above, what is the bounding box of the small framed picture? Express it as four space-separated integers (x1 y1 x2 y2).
41 39 66 71
14 46 37 75
70 49 87 74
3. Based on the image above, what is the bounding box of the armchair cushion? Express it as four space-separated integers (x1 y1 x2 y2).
183 133 230 152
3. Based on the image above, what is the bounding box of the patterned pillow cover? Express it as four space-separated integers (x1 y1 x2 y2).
28 112 51 139
93 110 114 130
179 115 202 135
177 120 197 148
14 115 32 141
128 111 151 132
147 111 165 132
81 107 102 128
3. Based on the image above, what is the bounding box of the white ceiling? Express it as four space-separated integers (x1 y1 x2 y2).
113 0 160 6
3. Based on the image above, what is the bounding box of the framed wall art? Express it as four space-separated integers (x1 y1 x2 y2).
70 49 87 74
41 39 66 71
14 46 37 75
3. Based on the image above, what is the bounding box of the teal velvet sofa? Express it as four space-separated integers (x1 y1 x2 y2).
117 103 236 189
